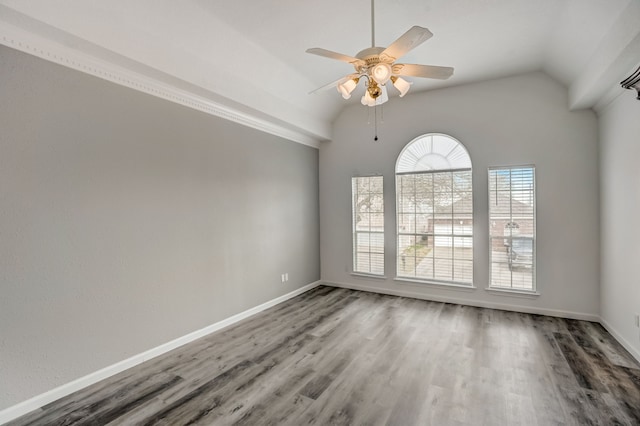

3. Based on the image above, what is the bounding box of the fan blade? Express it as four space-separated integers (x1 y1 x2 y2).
309 74 359 94
394 63 454 80
380 26 433 61
306 48 365 66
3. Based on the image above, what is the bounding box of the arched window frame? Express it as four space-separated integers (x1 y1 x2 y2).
395 133 474 286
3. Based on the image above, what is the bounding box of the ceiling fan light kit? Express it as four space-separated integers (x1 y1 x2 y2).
306 0 454 107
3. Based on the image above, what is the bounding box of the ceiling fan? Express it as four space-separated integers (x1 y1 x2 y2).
306 0 454 107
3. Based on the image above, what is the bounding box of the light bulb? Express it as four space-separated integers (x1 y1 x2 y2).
371 63 392 85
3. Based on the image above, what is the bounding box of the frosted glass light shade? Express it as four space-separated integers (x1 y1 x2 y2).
391 76 411 97
371 63 392 84
361 89 375 106
337 78 358 99
376 84 388 105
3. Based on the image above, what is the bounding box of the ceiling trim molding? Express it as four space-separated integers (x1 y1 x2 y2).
569 0 640 111
0 21 321 149
594 61 640 114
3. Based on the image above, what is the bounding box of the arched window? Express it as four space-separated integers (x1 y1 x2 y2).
396 134 473 285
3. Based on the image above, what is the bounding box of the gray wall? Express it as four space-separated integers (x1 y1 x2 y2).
599 90 640 359
320 72 600 317
0 46 319 410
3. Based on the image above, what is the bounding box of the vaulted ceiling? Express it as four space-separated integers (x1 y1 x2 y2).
1 0 639 145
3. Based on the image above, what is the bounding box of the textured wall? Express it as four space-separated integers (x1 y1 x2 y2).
320 72 600 317
0 45 319 410
599 90 640 359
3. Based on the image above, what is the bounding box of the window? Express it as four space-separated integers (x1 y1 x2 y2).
488 166 536 291
352 176 384 276
396 134 473 286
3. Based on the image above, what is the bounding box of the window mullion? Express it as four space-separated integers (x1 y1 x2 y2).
507 169 513 288
450 171 454 281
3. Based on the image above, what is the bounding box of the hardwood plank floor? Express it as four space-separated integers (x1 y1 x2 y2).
7 286 640 425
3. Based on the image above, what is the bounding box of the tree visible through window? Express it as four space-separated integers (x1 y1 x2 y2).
396 134 473 285
489 166 536 291
352 176 384 275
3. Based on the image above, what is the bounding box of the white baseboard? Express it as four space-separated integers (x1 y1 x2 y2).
323 280 600 322
0 281 321 425
599 317 640 364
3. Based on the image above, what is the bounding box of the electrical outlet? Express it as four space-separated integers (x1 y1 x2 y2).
635 313 640 328
281 274 285 283
285 273 289 282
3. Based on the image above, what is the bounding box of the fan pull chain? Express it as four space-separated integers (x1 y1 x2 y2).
374 107 378 141
366 102 381 142
374 105 382 141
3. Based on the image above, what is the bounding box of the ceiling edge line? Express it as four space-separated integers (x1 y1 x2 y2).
0 23 321 149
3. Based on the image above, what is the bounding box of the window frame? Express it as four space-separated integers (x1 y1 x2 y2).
394 134 474 288
487 165 538 294
351 175 385 277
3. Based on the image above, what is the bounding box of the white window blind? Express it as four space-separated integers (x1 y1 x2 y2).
396 134 473 286
352 176 384 275
489 166 536 291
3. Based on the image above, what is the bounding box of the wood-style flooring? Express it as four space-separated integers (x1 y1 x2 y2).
7 286 640 425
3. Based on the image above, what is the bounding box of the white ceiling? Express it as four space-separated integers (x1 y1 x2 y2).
1 0 639 144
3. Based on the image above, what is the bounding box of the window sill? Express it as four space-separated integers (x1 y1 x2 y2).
394 277 476 291
351 272 387 280
485 286 540 298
